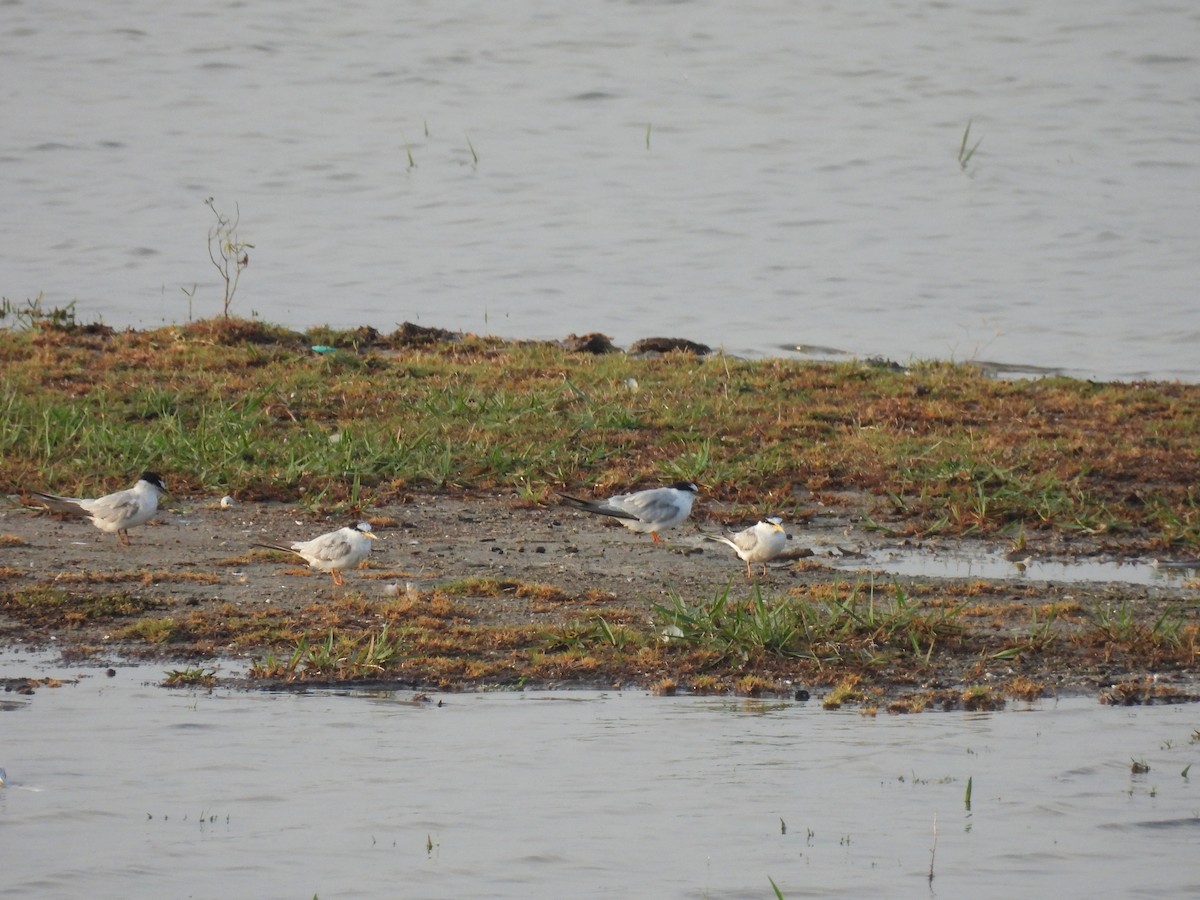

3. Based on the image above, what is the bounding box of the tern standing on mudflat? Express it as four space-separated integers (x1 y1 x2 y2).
30 472 167 545
558 481 699 542
253 522 378 586
706 516 788 578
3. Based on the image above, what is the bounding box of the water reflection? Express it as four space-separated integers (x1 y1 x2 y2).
2 653 1197 898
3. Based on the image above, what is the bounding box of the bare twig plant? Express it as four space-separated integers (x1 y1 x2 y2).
205 197 253 317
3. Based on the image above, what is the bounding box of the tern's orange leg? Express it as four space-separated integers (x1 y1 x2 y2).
331 570 345 586
651 532 661 543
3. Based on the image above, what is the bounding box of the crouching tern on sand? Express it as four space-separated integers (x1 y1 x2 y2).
705 516 788 577
29 472 167 545
253 522 378 586
558 481 699 542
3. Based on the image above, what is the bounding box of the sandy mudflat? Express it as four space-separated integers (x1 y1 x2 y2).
2 489 1197 701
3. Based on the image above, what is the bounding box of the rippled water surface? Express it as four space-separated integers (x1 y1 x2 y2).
3 1 1198 380
2 653 1198 899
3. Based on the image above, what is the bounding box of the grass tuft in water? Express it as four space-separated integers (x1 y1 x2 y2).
822 675 868 710
1 293 89 332
163 666 218 688
961 685 1005 712
957 120 982 171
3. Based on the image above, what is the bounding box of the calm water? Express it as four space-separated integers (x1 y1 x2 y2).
2 1 1198 381
833 545 1200 588
2 653 1198 899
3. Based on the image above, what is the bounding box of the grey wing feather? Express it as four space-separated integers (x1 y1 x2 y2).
85 493 140 521
614 491 679 523
731 529 761 553
558 493 640 521
308 536 354 564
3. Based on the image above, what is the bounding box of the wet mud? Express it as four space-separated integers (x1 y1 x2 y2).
1 490 1197 705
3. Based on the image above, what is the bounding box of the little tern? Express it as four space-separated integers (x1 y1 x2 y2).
705 516 788 577
253 521 379 586
559 481 699 542
30 472 167 545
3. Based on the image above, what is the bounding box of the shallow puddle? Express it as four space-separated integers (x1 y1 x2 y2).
829 546 1200 589
2 652 1198 899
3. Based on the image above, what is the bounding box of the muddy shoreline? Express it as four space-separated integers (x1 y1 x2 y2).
3 488 1197 708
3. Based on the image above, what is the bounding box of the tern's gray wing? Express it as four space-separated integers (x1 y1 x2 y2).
303 533 356 564
81 489 142 524
558 493 640 521
300 532 369 566
611 489 683 524
730 527 762 554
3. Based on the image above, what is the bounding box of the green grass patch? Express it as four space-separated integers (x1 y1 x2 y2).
0 586 167 624
119 617 177 644
542 616 647 653
1080 599 1198 662
438 577 571 602
3 319 1200 544
250 624 406 681
653 580 964 667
